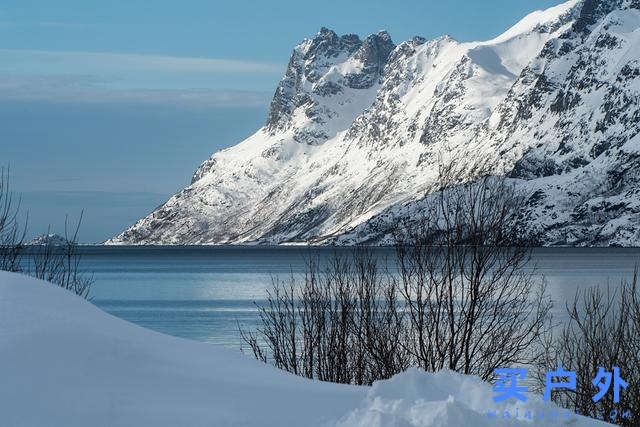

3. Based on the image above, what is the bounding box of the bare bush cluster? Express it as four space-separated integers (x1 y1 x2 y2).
0 166 92 298
0 167 27 272
394 175 551 380
241 249 408 385
537 273 640 425
29 215 93 299
241 174 553 385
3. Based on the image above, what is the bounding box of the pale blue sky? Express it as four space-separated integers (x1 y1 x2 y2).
0 0 568 242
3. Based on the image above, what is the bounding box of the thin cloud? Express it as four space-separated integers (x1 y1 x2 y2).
0 48 281 106
0 22 82 28
35 22 88 29
0 74 272 106
0 48 283 74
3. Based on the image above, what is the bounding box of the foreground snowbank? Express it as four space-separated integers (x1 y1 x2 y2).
337 369 612 427
0 272 607 426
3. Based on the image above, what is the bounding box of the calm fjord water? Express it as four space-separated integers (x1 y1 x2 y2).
77 246 640 349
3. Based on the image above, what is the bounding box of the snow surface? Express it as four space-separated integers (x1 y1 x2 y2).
0 271 610 426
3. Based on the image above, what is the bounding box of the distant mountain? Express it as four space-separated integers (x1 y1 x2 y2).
29 234 68 246
108 0 640 246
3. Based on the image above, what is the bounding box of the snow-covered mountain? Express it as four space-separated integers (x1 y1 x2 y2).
108 0 640 246
28 233 68 246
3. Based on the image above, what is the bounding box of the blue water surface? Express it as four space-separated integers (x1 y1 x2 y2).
67 246 640 349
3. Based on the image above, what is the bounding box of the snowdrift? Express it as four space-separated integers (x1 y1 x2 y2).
0 272 608 426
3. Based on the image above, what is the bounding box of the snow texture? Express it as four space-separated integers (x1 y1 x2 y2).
0 271 610 426
108 0 640 247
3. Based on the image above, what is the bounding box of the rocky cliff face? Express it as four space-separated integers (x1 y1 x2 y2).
264 28 394 144
108 0 640 246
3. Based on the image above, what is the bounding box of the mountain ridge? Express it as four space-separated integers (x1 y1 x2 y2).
108 0 640 246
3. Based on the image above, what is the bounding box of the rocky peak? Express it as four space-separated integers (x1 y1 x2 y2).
344 30 395 89
354 31 395 70
265 28 395 138
303 28 362 66
387 36 430 63
571 0 637 34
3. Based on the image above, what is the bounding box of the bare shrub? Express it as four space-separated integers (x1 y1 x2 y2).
0 167 27 272
30 213 93 299
394 174 552 381
241 248 408 385
538 272 639 425
0 166 92 298
242 173 552 385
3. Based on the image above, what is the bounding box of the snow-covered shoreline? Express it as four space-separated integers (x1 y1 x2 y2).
0 271 609 426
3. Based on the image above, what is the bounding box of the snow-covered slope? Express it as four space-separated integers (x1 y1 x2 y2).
0 271 609 426
109 0 640 246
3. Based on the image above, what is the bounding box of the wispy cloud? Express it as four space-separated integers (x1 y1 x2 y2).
0 48 281 105
0 21 85 29
0 48 283 75
0 74 272 106
36 21 88 29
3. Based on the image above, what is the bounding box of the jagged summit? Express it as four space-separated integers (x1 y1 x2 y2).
263 27 395 145
109 0 640 246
